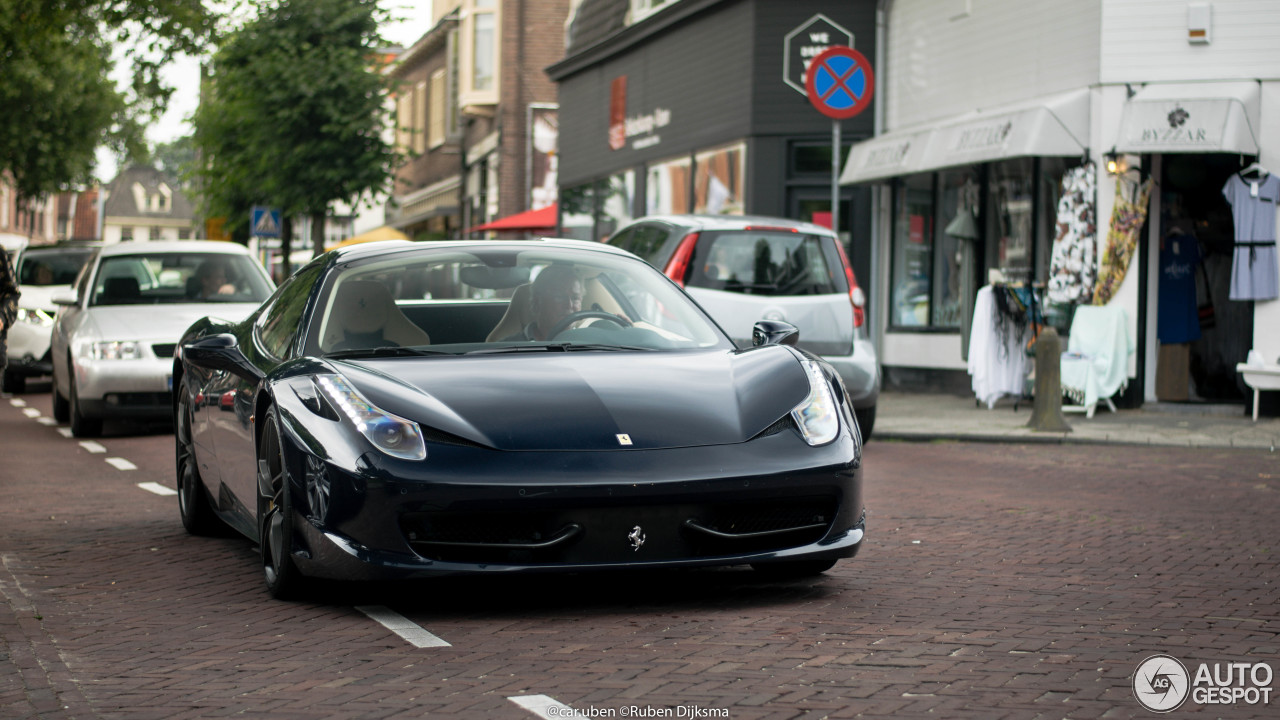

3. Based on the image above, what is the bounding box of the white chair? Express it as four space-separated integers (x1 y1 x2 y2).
1060 305 1132 418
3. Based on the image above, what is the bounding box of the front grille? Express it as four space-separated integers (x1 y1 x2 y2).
152 343 177 359
399 495 838 566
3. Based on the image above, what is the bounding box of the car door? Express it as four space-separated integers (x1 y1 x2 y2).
208 264 323 519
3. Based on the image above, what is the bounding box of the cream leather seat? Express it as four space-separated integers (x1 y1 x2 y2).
322 280 431 352
486 283 533 342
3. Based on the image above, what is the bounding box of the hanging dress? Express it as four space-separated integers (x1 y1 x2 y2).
1221 172 1280 301
1093 177 1154 306
1047 163 1097 304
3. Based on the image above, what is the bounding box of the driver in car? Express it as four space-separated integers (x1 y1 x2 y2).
504 264 584 341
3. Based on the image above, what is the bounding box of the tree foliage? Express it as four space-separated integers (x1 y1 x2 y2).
192 0 399 264
0 0 224 202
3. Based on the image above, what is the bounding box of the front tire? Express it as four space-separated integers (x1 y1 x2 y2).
854 405 876 442
51 358 70 422
69 372 102 437
258 406 306 600
176 391 220 536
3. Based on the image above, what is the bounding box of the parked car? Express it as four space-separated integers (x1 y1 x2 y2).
3 242 100 392
607 215 880 437
173 238 865 599
50 240 275 436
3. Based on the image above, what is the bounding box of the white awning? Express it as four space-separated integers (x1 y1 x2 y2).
1115 81 1259 155
841 89 1091 184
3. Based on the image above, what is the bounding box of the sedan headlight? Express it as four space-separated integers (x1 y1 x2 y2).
316 375 426 461
17 307 54 327
88 341 143 360
790 357 840 446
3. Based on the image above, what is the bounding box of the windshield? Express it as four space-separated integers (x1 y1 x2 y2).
17 248 96 286
310 245 732 356
90 252 274 306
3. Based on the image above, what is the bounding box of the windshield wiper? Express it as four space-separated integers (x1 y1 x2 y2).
325 347 450 359
467 343 653 355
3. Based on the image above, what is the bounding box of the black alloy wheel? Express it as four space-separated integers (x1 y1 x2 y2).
69 369 102 437
175 390 219 536
51 366 69 422
257 406 305 600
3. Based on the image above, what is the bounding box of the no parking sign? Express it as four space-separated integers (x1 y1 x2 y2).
805 46 875 120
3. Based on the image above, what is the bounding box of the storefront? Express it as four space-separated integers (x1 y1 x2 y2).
546 0 879 286
839 1 1280 415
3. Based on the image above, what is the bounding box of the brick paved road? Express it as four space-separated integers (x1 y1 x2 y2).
2 385 1277 719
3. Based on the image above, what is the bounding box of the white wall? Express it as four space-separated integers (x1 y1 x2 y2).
1101 0 1280 83
884 0 1101 129
1255 80 1280 365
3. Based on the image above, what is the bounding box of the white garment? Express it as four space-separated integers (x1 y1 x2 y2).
967 285 1032 408
1060 304 1132 411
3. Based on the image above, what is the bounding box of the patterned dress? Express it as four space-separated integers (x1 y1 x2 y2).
1047 163 1097 304
1093 177 1154 306
1 251 21 373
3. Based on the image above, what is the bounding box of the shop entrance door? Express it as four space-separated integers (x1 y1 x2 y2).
1156 154 1253 403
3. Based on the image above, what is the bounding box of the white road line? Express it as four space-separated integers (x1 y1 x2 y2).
36 417 56 426
355 605 451 648
9 398 26 407
137 482 178 496
79 441 107 453
56 428 73 438
22 408 40 418
510 695 582 719
105 457 137 471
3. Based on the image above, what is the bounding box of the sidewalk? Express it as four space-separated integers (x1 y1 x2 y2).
875 391 1280 450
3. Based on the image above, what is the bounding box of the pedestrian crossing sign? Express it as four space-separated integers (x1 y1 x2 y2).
251 206 282 238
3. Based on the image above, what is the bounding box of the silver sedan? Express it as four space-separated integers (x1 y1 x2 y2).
50 240 275 436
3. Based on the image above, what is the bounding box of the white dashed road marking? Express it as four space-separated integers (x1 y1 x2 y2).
9 399 26 407
56 428 74 438
79 441 107 453
355 605 451 648
138 482 178 496
36 417 56 426
510 695 581 719
105 457 137 471
22 408 39 418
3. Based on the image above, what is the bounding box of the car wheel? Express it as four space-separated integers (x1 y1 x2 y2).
176 391 220 536
854 405 876 442
751 558 838 579
2 369 24 394
51 361 70 423
258 406 306 600
69 372 102 437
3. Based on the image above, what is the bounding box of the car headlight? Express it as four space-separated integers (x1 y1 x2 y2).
790 357 840 446
17 307 54 326
88 341 143 360
316 375 426 461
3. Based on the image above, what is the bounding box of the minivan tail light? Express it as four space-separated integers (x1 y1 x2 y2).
833 239 865 328
663 232 700 287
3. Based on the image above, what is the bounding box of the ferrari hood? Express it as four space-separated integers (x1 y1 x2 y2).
335 347 812 451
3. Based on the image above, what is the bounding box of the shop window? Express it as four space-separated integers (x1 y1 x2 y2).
987 158 1035 281
933 170 982 329
599 171 636 240
646 155 692 216
693 142 745 215
560 181 597 243
890 174 934 328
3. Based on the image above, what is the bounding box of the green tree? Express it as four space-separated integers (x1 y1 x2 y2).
0 0 223 204
152 136 198 186
192 0 399 275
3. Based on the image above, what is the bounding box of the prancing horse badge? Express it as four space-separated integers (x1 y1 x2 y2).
628 525 646 551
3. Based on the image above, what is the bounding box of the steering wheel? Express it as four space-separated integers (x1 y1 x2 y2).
547 310 633 339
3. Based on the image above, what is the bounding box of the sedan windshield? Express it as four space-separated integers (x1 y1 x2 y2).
311 245 732 356
90 253 274 306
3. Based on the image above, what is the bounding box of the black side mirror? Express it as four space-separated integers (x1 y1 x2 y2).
181 334 264 382
752 320 799 347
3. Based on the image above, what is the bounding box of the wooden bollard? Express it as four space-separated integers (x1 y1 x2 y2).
1027 327 1073 433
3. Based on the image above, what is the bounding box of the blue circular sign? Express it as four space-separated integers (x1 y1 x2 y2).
805 46 875 120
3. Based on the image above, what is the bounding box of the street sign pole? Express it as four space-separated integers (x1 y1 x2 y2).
832 120 841 238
